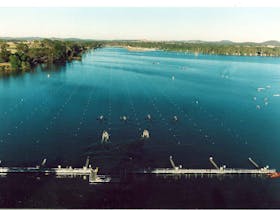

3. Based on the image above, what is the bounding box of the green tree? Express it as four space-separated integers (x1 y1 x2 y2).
9 54 21 71
21 61 31 71
17 43 29 54
0 43 11 62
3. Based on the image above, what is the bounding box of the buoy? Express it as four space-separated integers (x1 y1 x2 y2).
172 76 175 80
141 129 150 139
101 131 110 143
47 74 50 78
120 115 127 121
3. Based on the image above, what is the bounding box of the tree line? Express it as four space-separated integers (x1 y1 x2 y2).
106 41 280 57
0 39 103 72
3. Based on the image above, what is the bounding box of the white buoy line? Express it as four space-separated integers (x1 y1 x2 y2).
157 69 247 145
0 83 45 122
107 68 113 132
43 76 88 135
73 88 95 137
0 80 67 142
122 69 143 132
173 84 266 145
128 69 179 141
45 87 80 131
170 87 245 145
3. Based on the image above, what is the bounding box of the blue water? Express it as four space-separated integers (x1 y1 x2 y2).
0 47 280 208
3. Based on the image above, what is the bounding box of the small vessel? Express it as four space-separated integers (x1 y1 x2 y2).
141 129 150 139
98 115 104 121
101 131 110 143
146 114 152 121
173 116 178 121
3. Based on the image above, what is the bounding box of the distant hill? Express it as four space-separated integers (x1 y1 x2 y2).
261 40 280 46
0 37 44 41
1 37 280 48
0 37 97 42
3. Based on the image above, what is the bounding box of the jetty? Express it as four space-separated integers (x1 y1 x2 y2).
137 156 277 176
0 157 111 184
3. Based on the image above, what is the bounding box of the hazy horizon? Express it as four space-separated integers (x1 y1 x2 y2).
1 8 280 42
1 36 280 43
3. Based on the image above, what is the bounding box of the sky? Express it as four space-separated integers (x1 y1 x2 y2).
0 7 280 42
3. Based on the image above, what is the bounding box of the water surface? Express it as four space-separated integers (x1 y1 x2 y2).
0 47 280 208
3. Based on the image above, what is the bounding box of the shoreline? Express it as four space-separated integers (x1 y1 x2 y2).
125 45 157 52
104 45 280 58
105 41 280 57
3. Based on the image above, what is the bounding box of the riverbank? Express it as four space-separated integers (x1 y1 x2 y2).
106 41 280 57
0 40 103 76
125 45 157 52
0 63 11 72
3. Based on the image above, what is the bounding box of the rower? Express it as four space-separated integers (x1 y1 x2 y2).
101 130 110 143
141 129 150 139
98 115 104 121
120 115 128 122
173 115 178 122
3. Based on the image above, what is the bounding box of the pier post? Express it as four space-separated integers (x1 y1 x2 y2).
41 158 47 167
248 157 259 169
169 156 177 169
209 157 219 170
85 156 90 168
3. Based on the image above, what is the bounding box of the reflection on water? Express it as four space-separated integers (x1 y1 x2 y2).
1 47 280 208
0 174 279 208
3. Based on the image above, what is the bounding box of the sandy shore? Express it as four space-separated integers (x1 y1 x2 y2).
125 46 157 52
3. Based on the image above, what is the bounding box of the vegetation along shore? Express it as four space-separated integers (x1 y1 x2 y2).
106 40 280 57
0 39 103 74
1 38 280 75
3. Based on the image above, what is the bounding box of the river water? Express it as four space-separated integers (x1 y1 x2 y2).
0 47 280 208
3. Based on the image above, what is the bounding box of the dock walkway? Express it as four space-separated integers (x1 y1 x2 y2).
0 157 111 183
137 156 277 176
141 168 276 174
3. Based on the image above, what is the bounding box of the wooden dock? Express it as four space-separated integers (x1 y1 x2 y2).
140 168 276 175
0 158 111 184
136 156 277 176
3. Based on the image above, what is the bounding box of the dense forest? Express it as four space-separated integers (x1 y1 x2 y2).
106 40 280 56
0 39 103 72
